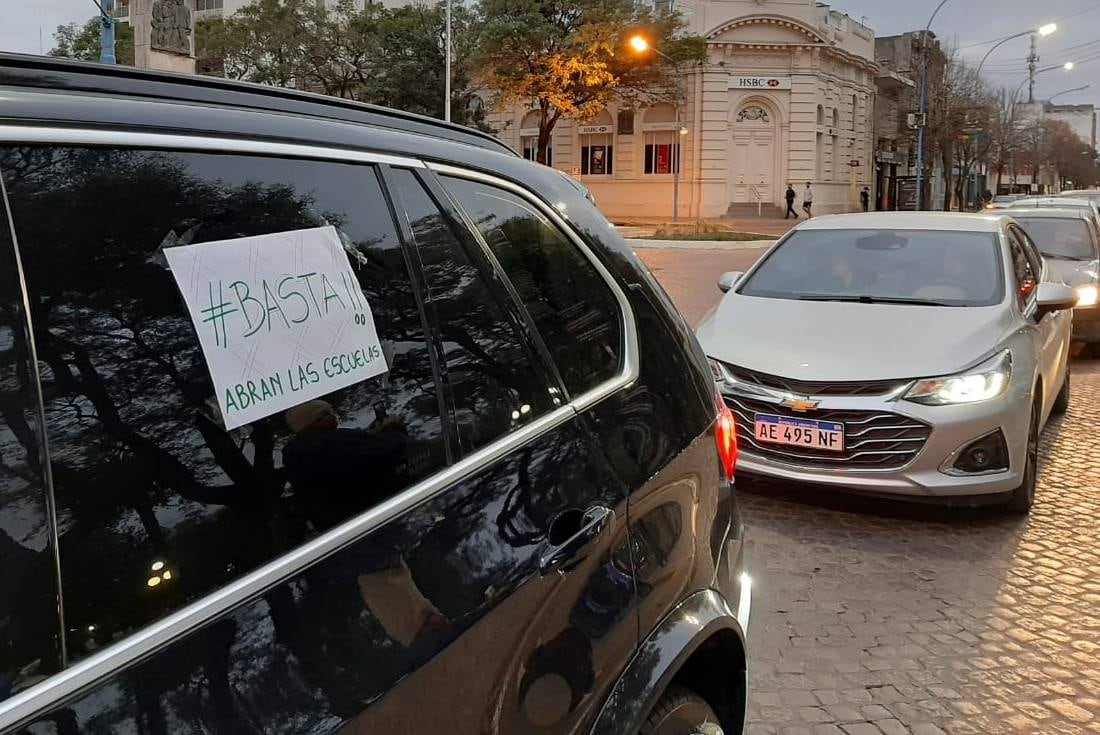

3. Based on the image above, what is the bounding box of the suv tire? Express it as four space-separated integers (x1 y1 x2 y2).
639 684 725 735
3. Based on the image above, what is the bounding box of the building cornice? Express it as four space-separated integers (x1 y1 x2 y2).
705 15 878 73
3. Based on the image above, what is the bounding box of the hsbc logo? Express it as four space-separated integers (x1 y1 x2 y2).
728 76 792 90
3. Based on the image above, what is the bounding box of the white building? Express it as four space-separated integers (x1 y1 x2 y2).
1045 103 1097 153
486 0 878 219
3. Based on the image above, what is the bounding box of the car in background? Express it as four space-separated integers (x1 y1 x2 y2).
1009 196 1100 229
1058 189 1100 205
698 213 1076 513
984 194 1026 210
1010 208 1100 349
0 53 749 735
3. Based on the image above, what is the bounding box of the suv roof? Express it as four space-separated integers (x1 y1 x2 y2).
0 52 514 156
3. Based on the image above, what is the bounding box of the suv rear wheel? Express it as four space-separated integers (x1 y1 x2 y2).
639 684 725 735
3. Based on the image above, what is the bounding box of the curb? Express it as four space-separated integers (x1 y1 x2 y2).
626 238 776 251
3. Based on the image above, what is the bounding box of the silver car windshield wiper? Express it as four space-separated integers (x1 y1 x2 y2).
798 294 962 307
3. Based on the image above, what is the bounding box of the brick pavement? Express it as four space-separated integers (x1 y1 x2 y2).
637 247 1100 734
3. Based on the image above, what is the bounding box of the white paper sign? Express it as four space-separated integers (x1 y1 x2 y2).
164 226 388 430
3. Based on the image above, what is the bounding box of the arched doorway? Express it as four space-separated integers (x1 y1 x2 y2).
730 100 778 205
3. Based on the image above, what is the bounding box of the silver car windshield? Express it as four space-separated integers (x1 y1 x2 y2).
1014 217 1097 261
739 229 1005 307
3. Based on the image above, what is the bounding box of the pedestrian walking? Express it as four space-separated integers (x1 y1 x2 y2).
784 184 798 219
860 186 870 212
802 182 814 218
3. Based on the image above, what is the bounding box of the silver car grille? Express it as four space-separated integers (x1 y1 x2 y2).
722 364 908 397
724 394 932 470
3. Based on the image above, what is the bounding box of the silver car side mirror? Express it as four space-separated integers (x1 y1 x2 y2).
717 271 744 293
1035 282 1078 317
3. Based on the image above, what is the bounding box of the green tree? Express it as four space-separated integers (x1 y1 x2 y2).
476 0 704 163
49 18 135 66
196 0 484 127
372 2 486 127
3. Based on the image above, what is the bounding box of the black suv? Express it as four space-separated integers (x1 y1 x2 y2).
0 54 749 735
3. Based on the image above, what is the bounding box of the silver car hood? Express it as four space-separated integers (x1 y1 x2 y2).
1046 258 1098 288
697 294 1014 382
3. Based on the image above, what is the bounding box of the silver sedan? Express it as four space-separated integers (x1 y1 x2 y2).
697 212 1076 512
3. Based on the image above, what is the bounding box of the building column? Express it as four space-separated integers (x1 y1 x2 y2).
698 67 732 218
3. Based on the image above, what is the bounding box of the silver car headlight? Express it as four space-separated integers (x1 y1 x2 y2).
1076 285 1098 307
903 351 1012 406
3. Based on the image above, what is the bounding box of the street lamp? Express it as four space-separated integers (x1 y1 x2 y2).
1013 62 1075 102
444 0 452 122
974 23 1056 78
628 35 687 222
915 0 952 210
1048 85 1091 104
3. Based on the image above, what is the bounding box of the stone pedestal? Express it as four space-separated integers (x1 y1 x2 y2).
132 0 196 74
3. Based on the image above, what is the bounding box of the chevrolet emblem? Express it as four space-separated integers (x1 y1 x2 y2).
782 397 819 412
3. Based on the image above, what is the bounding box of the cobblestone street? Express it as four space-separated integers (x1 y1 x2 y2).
637 246 1100 735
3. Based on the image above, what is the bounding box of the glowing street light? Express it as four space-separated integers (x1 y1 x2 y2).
629 35 649 54
1038 23 1058 37
1064 61 1075 71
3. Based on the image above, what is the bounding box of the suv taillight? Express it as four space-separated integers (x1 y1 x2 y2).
715 394 738 482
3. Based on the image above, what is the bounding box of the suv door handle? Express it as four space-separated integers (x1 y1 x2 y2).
539 505 614 575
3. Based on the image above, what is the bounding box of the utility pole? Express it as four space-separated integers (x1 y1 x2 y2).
1027 33 1037 104
97 0 116 65
444 0 452 122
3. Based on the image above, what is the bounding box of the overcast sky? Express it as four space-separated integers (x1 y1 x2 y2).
4 0 1100 109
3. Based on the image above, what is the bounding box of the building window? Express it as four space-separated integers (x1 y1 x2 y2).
580 137 613 175
519 110 550 165
851 94 859 130
644 132 680 174
522 136 552 166
195 0 223 9
579 111 614 176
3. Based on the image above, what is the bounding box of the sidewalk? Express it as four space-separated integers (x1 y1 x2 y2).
614 216 799 239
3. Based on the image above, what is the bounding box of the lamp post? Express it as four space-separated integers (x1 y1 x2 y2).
444 0 452 122
629 35 687 222
93 0 116 65
975 23 1056 79
915 0 951 211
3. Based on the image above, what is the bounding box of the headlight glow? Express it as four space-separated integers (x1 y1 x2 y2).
1076 285 1099 307
904 352 1012 405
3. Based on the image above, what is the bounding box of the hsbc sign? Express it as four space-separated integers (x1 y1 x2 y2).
728 76 792 90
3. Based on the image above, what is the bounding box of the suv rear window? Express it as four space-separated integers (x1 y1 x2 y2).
442 176 622 398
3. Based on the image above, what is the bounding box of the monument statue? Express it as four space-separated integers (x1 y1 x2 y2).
132 0 196 73
150 0 193 55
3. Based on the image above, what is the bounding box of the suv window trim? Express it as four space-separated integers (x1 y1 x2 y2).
425 162 639 412
0 127 638 729
0 124 425 169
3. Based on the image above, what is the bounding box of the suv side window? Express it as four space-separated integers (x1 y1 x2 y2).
2 146 447 660
388 169 553 454
440 176 623 399
0 199 62 702
1007 228 1038 310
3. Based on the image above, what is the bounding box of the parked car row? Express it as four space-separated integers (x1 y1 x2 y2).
0 54 747 735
